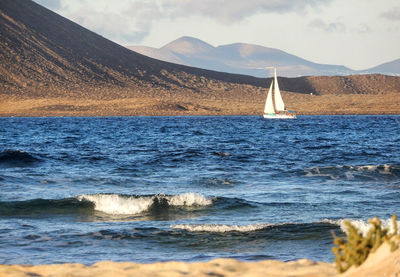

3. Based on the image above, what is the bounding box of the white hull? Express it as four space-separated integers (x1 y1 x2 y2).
263 113 296 119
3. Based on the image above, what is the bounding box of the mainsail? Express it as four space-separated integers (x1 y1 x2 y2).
273 68 285 111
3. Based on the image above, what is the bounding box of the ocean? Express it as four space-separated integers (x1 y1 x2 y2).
0 115 399 265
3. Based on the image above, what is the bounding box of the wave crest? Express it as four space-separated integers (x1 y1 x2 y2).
305 164 400 180
323 218 400 236
171 223 272 233
77 193 212 215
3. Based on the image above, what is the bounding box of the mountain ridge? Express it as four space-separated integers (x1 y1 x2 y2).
362 58 400 75
127 36 399 77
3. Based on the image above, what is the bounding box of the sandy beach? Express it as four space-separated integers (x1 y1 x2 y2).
0 259 336 277
1 242 399 277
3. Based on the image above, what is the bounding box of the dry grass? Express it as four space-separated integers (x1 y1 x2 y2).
284 92 400 115
1 90 399 117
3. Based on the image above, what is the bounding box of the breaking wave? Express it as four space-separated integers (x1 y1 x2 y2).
89 222 337 244
323 217 400 236
77 193 213 215
170 221 339 236
0 193 215 217
304 164 400 180
171 223 273 233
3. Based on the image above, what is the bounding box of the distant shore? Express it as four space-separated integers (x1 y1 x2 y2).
1 92 399 117
1 242 399 277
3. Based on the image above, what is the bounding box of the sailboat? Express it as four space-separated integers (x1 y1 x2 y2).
263 68 296 119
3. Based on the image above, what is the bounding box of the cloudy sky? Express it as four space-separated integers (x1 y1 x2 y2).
34 0 399 70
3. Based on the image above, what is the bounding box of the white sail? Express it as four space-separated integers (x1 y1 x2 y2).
273 68 285 111
264 81 274 114
262 68 296 119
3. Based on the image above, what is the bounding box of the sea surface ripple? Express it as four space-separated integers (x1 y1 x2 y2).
0 115 399 264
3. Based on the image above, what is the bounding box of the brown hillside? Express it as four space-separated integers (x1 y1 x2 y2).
303 75 400 95
0 0 400 116
0 0 264 97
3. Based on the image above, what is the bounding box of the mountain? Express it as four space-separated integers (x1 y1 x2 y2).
1 0 400 116
127 36 354 77
128 45 184 65
361 59 400 75
128 37 400 78
163 36 215 55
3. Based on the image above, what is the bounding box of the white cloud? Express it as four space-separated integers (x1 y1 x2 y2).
356 24 371 34
60 1 159 44
33 0 331 44
381 6 400 21
308 18 346 33
160 0 332 24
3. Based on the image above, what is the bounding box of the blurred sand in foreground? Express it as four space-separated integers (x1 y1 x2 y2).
1 242 399 277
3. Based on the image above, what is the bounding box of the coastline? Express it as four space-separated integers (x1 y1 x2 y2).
1 242 399 277
1 92 400 117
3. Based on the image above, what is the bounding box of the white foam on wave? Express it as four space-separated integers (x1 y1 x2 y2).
305 164 399 180
355 164 394 173
167 193 213 206
323 218 400 236
77 194 153 215
77 193 212 215
171 223 272 233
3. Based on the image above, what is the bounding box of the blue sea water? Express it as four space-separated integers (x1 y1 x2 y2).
0 115 399 265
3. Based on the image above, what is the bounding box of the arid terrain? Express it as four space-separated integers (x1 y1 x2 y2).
1 0 400 117
2 90 400 117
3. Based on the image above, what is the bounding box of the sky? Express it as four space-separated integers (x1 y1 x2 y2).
33 0 400 70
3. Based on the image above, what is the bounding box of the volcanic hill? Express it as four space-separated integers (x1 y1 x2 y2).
0 0 400 116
